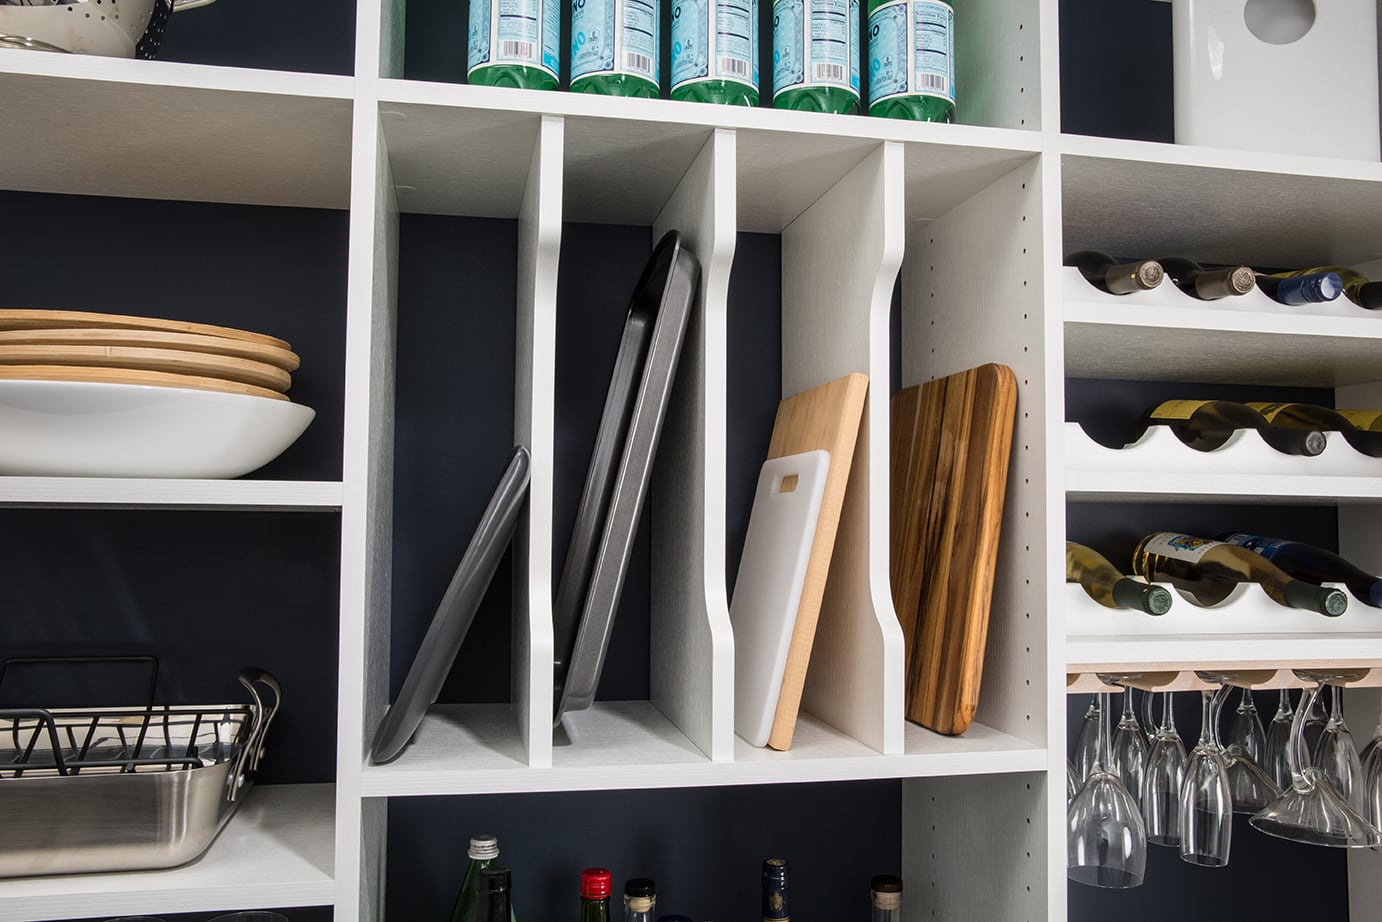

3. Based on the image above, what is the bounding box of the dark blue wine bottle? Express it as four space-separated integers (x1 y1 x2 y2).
1217 533 1382 608
1254 271 1344 305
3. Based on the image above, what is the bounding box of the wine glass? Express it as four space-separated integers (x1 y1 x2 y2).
1179 680 1233 867
1263 688 1296 790
1228 688 1267 764
1142 691 1187 847
1068 690 1147 888
1251 676 1382 848
1303 686 1329 756
1073 695 1100 782
1362 702 1382 828
1110 686 1148 807
1067 758 1080 806
1313 684 1365 812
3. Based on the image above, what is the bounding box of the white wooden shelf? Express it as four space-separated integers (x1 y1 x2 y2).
1066 470 1382 504
0 783 335 922
1067 632 1382 671
0 51 353 208
0 477 344 510
359 702 1042 797
376 79 1038 230
1062 268 1382 387
1060 133 1382 268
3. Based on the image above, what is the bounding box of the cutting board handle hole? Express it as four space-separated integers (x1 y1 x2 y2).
777 474 799 493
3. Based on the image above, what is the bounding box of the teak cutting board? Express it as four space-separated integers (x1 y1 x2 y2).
891 363 1017 736
763 371 869 751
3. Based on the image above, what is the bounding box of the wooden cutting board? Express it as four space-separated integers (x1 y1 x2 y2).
763 371 869 751
0 365 289 401
0 309 291 350
890 364 1017 736
0 328 301 371
0 344 292 392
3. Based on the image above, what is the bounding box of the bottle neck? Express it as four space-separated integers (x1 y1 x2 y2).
580 896 610 922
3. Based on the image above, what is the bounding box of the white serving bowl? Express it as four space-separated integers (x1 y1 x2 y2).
0 379 315 478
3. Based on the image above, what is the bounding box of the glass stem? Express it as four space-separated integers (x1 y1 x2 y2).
1198 690 1215 748
1275 688 1293 721
1121 686 1136 725
1162 691 1177 738
1209 685 1229 749
1329 684 1344 728
1288 684 1321 791
1094 692 1113 772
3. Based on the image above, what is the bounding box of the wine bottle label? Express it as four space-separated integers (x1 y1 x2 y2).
1338 409 1382 431
1147 399 1213 422
1141 532 1220 563
772 0 860 97
469 0 561 78
1247 402 1289 421
572 0 659 84
866 0 954 108
671 0 759 92
1219 532 1288 558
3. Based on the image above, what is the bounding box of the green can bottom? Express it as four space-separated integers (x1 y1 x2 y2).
868 94 953 122
773 85 860 115
570 74 660 98
468 64 559 91
671 79 759 106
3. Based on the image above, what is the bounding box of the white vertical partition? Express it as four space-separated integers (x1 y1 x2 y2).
783 142 906 756
336 106 399 922
649 129 738 761
513 114 564 769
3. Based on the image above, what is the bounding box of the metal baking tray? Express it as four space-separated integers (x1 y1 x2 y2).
551 230 700 725
370 445 531 764
0 657 280 877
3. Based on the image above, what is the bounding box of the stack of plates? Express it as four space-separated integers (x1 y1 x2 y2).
0 309 317 479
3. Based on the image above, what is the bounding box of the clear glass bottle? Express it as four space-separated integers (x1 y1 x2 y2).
669 0 759 105
866 0 954 121
772 0 860 113
624 878 656 922
870 874 902 922
580 868 613 922
761 858 789 921
570 0 660 97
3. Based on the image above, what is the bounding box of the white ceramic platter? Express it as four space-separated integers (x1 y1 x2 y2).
0 379 315 478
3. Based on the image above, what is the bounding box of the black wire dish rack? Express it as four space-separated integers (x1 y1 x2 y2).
0 656 281 877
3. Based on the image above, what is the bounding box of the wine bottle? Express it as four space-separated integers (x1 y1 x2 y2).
1131 532 1348 616
1336 408 1382 431
1157 256 1255 299
624 878 656 922
761 859 789 921
1066 541 1173 615
1217 533 1382 608
1268 266 1382 310
870 874 903 922
452 835 507 922
1254 271 1343 305
1247 402 1382 457
478 868 513 922
1137 399 1326 456
580 868 613 922
1064 251 1163 295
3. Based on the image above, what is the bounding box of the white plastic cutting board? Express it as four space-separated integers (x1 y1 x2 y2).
731 449 831 747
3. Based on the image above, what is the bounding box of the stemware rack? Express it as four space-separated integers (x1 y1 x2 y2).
1067 664 1382 695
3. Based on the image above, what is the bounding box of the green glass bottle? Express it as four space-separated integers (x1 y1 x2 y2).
580 868 613 922
771 0 861 113
670 0 759 105
451 836 518 922
570 0 660 97
865 0 954 121
468 0 561 90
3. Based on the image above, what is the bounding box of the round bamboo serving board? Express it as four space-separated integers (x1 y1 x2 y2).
0 365 288 401
0 345 291 392
0 309 292 351
0 328 301 372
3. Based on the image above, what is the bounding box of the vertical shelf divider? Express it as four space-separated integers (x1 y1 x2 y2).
783 141 906 755
337 104 399 922
514 114 564 769
650 128 738 762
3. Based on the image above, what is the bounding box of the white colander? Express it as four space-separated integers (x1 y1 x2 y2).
0 0 217 59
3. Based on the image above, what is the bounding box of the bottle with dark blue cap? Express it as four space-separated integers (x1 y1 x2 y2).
761 858 789 921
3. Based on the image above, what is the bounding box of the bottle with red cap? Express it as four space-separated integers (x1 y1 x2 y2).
579 867 613 922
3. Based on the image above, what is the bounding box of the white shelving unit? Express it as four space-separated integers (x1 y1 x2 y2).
7 0 1382 918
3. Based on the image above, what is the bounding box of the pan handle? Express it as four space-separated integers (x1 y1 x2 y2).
225 667 281 803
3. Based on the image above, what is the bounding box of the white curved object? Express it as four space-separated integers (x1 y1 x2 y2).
0 379 314 478
1161 0 1379 160
1065 580 1365 638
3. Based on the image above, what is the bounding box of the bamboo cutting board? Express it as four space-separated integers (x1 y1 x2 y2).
763 371 869 751
0 309 292 350
0 344 292 392
0 328 301 371
890 364 1017 736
